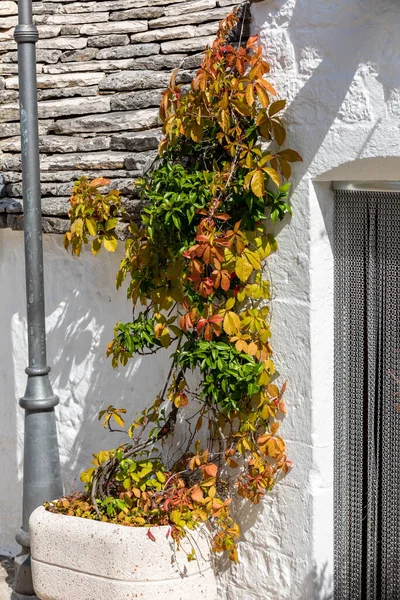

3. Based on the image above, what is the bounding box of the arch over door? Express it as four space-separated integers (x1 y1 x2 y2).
334 189 400 599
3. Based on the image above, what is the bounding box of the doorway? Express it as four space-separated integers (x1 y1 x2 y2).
334 187 400 599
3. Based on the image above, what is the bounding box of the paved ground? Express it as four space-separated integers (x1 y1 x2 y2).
0 557 13 600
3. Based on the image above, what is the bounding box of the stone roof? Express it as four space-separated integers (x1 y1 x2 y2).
0 0 245 233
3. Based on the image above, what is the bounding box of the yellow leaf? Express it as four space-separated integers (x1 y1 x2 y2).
98 450 109 465
112 413 125 428
243 248 261 270
251 169 265 198
266 436 285 458
263 167 280 187
245 84 255 106
160 328 171 349
80 468 95 483
223 311 241 336
269 99 286 117
267 384 280 398
225 297 235 311
86 218 97 237
235 256 253 282
103 236 118 253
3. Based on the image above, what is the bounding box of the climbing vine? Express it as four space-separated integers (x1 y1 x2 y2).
52 7 301 563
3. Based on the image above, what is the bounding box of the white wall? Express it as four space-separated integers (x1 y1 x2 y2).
220 1 400 598
0 230 170 556
2 1 400 599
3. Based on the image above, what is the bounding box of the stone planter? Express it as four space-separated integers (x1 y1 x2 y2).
30 506 218 600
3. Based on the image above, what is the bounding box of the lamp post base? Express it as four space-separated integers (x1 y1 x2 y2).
14 547 37 599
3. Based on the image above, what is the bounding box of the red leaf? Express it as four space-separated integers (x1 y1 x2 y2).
147 529 156 542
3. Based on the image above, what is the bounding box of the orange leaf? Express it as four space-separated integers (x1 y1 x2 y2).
191 485 204 503
270 421 280 435
204 463 218 478
89 178 110 188
257 78 277 96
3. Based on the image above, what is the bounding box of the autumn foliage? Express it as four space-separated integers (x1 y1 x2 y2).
59 8 300 563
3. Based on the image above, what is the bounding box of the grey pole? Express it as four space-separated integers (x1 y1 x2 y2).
13 0 63 597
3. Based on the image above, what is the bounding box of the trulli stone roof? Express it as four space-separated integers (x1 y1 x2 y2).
0 0 246 232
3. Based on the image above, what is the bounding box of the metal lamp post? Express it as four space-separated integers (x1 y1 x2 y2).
13 0 63 596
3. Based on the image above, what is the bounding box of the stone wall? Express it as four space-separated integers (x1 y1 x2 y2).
0 0 242 232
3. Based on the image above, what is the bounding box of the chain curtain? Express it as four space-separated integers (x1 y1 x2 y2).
334 190 400 599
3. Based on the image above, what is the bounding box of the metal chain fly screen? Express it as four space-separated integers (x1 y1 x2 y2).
334 190 400 600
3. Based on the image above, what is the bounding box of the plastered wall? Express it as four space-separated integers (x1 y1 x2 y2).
2 1 400 599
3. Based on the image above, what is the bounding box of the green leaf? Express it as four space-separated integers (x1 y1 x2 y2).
105 217 119 232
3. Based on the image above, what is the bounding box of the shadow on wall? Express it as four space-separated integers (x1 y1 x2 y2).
0 230 171 554
252 0 400 182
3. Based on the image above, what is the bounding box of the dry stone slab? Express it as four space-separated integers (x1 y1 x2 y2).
40 135 111 154
0 89 18 104
60 48 99 63
96 43 160 60
161 35 215 54
110 128 162 151
110 89 163 111
110 7 164 21
60 25 81 35
37 25 62 38
0 40 16 50
0 119 54 139
182 53 203 69
0 16 17 28
217 0 242 5
37 49 63 64
35 12 109 25
2 49 62 64
6 71 104 89
0 2 18 17
130 21 218 43
0 28 15 40
59 0 152 14
98 70 170 92
37 86 98 101
37 37 88 50
80 21 148 36
32 3 59 15
42 58 153 74
5 195 71 215
54 108 160 134
0 104 19 121
1 95 110 122
7 214 71 234
39 169 141 183
164 0 216 16
39 151 155 171
149 7 230 29
87 34 130 48
128 53 187 71
38 95 111 119
0 63 43 75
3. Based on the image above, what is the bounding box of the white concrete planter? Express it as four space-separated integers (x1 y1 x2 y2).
30 506 218 600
